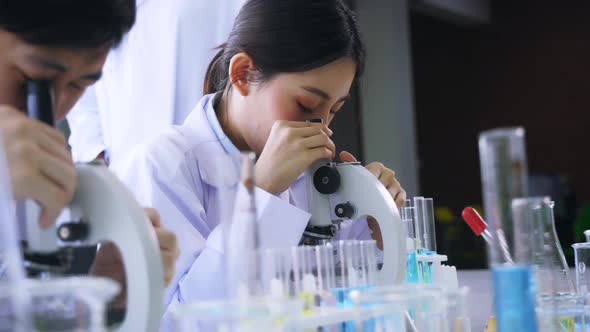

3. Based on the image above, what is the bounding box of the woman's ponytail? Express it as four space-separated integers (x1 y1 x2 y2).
203 43 228 95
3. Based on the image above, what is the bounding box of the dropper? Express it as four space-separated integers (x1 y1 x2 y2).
462 207 514 264
461 207 493 244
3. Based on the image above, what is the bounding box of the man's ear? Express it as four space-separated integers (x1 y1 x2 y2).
228 52 256 96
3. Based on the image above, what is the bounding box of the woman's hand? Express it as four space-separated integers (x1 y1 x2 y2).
255 120 336 195
339 151 406 208
339 151 407 250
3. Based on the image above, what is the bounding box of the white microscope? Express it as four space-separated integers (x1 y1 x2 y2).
302 157 406 286
19 81 164 331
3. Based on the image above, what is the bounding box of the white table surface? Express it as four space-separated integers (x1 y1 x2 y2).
458 270 494 332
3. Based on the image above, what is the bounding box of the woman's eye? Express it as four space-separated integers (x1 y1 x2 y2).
297 101 314 114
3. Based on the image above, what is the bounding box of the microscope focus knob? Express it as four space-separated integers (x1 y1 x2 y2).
335 202 355 219
313 166 341 195
57 222 90 242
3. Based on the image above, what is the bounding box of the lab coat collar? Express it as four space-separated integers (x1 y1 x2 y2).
181 94 241 188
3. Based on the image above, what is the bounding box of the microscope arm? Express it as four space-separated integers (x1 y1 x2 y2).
26 163 164 331
65 163 164 331
306 160 406 286
335 164 406 285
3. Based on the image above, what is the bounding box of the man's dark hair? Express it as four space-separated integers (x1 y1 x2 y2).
0 0 136 49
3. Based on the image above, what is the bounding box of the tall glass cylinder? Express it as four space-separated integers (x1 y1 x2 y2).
479 128 535 332
478 127 529 266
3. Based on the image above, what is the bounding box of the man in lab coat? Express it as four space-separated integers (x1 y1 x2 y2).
67 0 244 172
0 0 179 323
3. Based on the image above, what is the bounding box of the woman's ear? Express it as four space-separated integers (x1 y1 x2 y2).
228 52 256 97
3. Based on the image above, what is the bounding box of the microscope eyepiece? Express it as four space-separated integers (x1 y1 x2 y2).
26 80 54 126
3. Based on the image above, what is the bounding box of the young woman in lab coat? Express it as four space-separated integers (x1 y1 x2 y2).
118 0 406 322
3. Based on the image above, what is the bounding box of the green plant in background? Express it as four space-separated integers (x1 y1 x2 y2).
573 203 590 243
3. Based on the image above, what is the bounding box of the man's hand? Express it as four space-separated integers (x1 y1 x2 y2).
0 105 77 227
144 208 180 286
89 208 179 308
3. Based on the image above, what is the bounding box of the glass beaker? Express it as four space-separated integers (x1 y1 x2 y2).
359 284 471 332
538 293 589 332
0 277 118 332
413 287 471 332
573 243 590 295
537 301 590 332
530 197 575 295
169 297 302 332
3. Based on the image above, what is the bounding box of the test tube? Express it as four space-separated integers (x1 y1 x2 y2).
413 197 425 249
401 200 412 220
361 240 379 287
292 246 318 312
315 244 336 299
403 216 419 284
422 198 437 253
403 207 416 240
343 241 361 289
260 248 291 299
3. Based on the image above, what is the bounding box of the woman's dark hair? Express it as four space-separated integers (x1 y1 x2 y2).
204 0 366 95
0 0 136 49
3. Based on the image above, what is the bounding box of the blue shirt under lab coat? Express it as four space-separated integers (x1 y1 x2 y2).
117 93 374 328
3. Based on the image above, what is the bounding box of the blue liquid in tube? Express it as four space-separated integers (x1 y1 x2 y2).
406 251 419 283
331 286 376 332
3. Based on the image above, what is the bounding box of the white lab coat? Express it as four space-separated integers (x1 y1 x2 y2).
66 0 243 172
116 94 374 330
